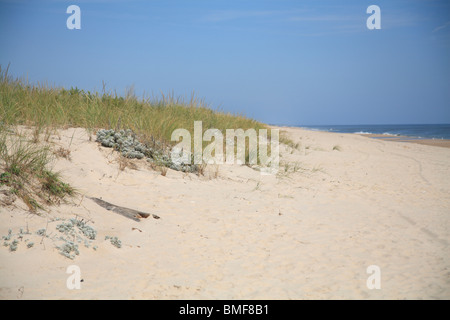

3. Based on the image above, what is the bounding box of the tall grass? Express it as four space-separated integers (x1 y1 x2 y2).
1 65 298 210
0 125 75 212
0 65 268 146
1 65 299 212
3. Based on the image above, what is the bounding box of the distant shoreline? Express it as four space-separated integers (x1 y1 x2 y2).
287 124 450 148
289 124 450 140
360 133 450 149
275 125 450 149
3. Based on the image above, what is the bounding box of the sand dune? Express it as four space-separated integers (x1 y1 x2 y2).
1 126 449 299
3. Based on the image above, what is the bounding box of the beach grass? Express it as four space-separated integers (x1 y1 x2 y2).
0 64 295 210
1 64 296 167
0 125 75 211
0 65 270 147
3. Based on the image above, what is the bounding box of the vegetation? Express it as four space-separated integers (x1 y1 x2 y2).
0 65 269 146
0 125 75 212
332 145 342 151
0 64 296 211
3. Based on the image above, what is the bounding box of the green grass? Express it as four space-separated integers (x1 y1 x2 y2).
332 145 342 151
0 64 296 210
280 131 301 151
0 65 269 146
0 125 75 211
276 160 304 178
1 64 295 165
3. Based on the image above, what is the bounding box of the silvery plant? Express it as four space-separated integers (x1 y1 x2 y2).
96 128 198 173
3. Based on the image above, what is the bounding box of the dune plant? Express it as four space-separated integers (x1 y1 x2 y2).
1 64 296 178
1 65 268 145
0 125 74 212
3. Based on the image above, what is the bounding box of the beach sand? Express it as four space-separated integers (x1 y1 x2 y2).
0 126 449 299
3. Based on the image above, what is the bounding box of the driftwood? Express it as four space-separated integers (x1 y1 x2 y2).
88 196 160 222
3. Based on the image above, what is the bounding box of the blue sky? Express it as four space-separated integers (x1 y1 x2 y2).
1 0 449 125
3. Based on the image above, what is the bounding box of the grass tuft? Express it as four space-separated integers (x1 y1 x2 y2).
0 125 75 212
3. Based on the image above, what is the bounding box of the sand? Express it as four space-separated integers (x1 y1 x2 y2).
0 126 449 299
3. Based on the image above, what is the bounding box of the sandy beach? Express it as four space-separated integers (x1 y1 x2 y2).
1 126 449 300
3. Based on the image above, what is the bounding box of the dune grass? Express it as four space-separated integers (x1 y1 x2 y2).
0 65 269 147
0 125 75 212
0 64 293 210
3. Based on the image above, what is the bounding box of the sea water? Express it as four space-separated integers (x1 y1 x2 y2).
298 124 450 140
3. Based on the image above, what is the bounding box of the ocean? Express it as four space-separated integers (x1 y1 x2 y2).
298 124 450 140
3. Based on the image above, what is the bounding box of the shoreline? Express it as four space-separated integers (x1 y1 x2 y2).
288 126 450 149
360 134 450 148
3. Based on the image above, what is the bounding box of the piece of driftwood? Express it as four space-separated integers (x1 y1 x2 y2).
88 196 160 222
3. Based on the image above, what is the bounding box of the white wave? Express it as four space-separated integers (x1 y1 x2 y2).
382 132 400 136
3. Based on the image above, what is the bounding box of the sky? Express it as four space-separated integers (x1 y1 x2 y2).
0 0 449 125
